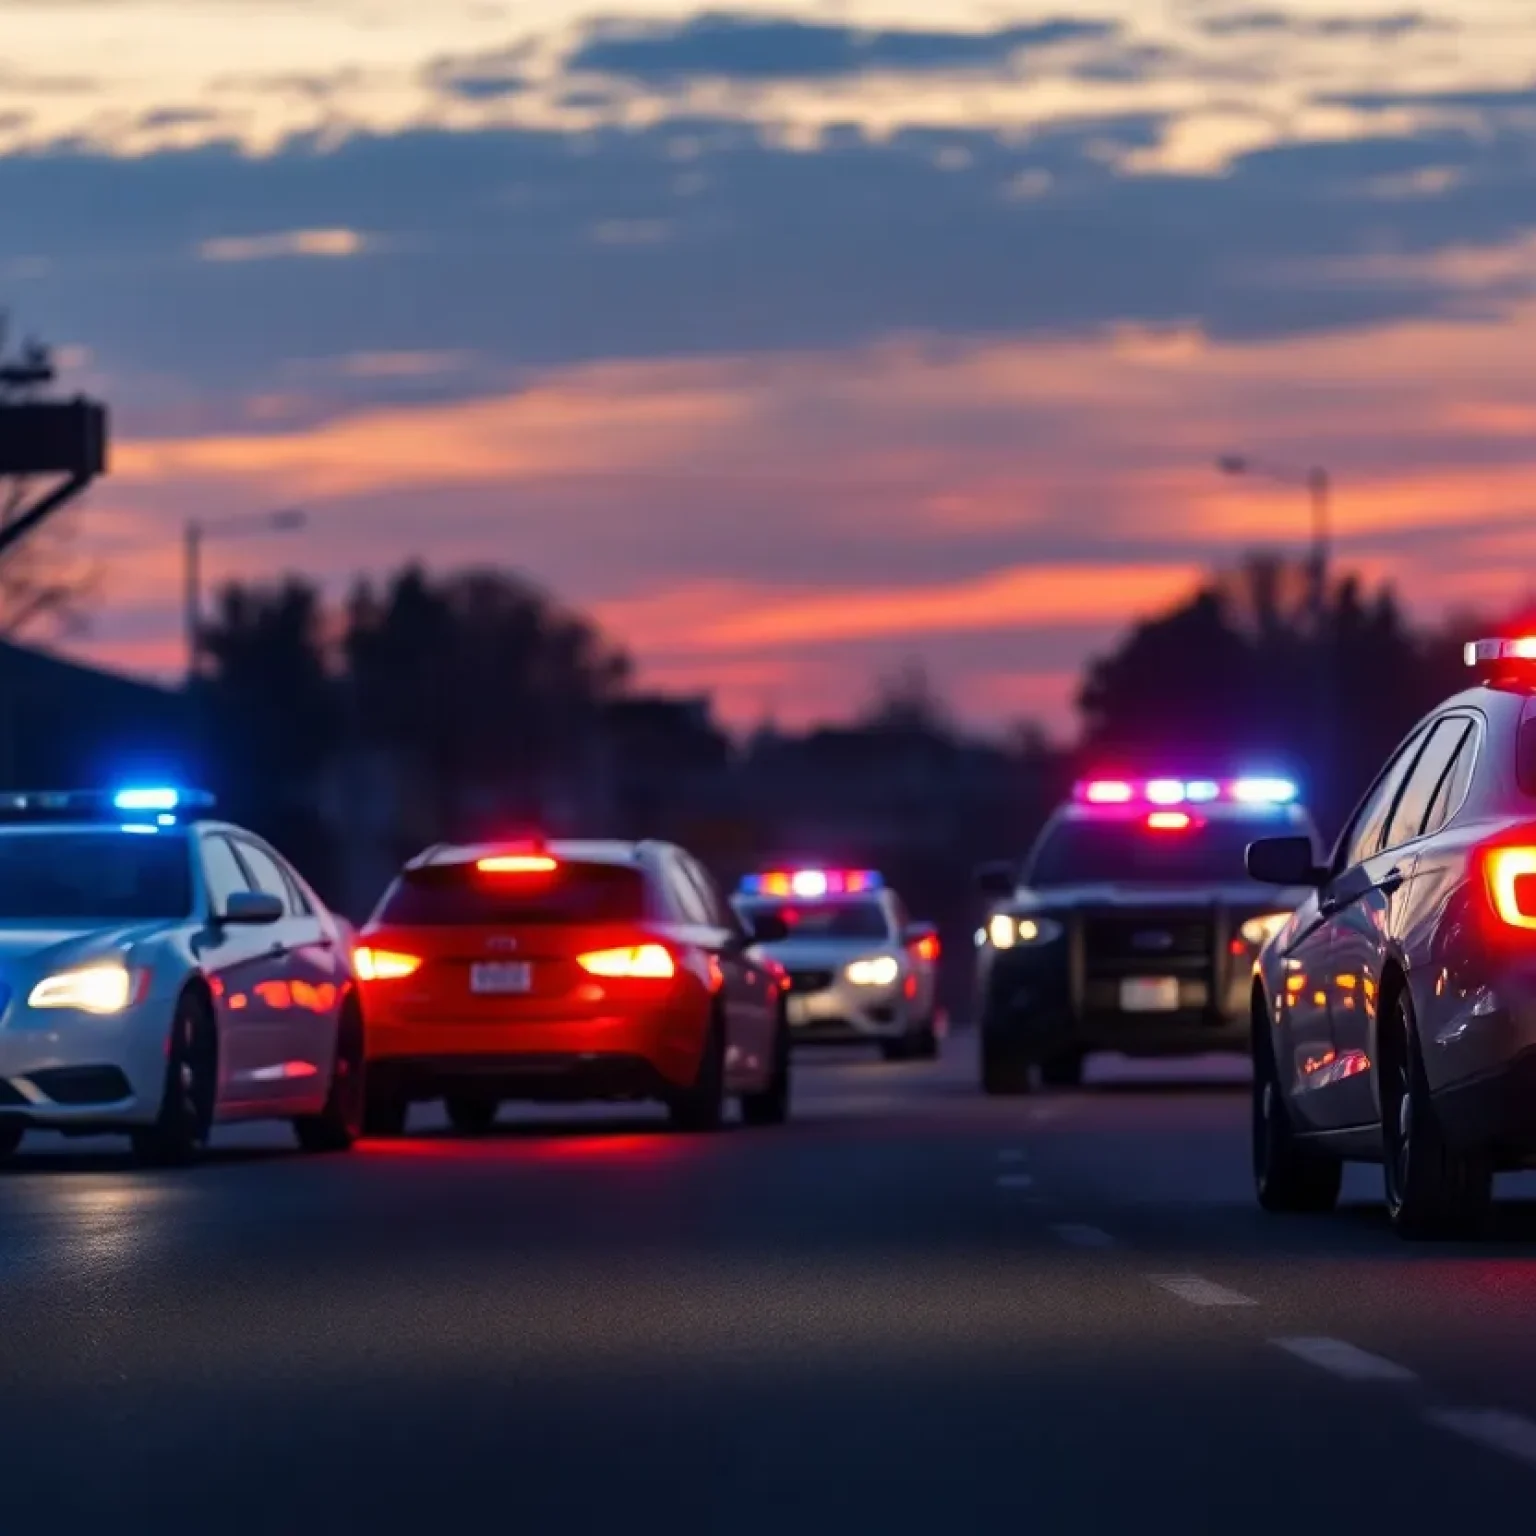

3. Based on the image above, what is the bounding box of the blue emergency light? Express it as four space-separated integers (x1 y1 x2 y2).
1075 777 1296 807
0 787 215 825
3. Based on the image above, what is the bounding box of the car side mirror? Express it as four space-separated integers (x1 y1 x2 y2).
220 890 284 925
976 862 1016 899
1245 837 1326 888
746 912 789 945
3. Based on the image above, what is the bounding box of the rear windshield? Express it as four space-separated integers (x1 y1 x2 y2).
1027 816 1307 888
735 898 891 941
375 860 646 926
0 830 193 922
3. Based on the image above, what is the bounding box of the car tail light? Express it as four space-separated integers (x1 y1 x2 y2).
911 933 940 962
477 854 557 874
577 944 676 979
354 946 423 981
1484 847 1536 930
1147 811 1192 831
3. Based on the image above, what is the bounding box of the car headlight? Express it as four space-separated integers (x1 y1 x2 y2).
28 962 140 1014
1240 912 1291 948
846 955 900 987
987 914 1063 949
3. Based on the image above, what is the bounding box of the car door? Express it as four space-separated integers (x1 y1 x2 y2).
679 851 777 1083
233 836 341 1105
1278 725 1429 1129
197 832 292 1112
1327 714 1476 1128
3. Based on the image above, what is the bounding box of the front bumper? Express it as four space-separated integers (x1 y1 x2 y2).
780 972 911 1043
0 997 170 1129
979 938 1254 1059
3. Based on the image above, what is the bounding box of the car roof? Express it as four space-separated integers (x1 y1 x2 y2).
409 838 647 871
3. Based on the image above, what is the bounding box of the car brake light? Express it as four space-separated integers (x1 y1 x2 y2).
912 934 940 962
354 946 422 981
1485 847 1536 930
1147 811 1192 831
577 944 676 979
478 854 557 874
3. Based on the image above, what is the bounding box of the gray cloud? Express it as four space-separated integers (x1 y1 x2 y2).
567 12 1119 84
2 108 1533 421
423 44 536 103
1197 9 1447 39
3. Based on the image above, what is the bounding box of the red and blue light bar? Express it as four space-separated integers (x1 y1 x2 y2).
1074 777 1297 807
738 868 883 898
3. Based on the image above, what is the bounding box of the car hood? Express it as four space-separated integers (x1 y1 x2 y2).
1012 883 1311 913
750 937 893 968
0 923 170 972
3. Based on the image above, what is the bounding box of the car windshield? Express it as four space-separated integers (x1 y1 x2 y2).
375 860 646 926
0 830 193 921
736 898 891 940
1027 817 1304 888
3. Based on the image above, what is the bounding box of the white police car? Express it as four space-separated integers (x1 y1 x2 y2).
732 868 943 1060
0 787 363 1164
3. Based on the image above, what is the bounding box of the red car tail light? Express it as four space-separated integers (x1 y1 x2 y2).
354 945 423 981
1484 847 1536 930
477 854 558 874
911 933 940 962
576 944 676 979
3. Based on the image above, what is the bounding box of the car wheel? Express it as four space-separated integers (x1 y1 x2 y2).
669 1012 727 1132
741 1005 792 1127
908 1017 941 1061
362 1072 409 1138
1040 1052 1084 1088
445 1095 500 1136
294 997 365 1154
1382 987 1491 1239
1252 1009 1341 1213
880 1036 911 1062
0 1123 24 1161
981 1035 1032 1095
132 988 216 1168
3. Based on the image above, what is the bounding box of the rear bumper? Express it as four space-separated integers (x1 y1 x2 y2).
363 1003 709 1092
368 1052 673 1104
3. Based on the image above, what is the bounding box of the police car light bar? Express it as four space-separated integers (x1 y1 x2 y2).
1075 777 1296 807
1465 637 1536 667
0 787 215 824
738 868 883 898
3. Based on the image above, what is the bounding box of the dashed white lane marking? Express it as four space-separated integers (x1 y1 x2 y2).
994 1173 1035 1190
1052 1223 1115 1248
1272 1338 1417 1383
996 1149 1027 1164
1425 1409 1536 1470
1148 1274 1258 1307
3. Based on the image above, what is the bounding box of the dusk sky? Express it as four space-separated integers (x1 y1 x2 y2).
4 0 1536 734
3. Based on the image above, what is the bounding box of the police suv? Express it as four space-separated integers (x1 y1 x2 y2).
976 777 1320 1093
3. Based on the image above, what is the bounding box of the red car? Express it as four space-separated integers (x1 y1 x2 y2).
354 838 791 1135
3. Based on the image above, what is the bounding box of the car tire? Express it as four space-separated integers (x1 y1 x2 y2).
981 1035 1032 1095
908 1017 941 1061
1382 987 1492 1240
880 1037 911 1062
0 1123 24 1161
1252 1008 1341 1213
363 1073 410 1138
669 1012 727 1132
741 1005 792 1127
1040 1052 1083 1088
132 988 217 1169
445 1095 500 1136
294 996 365 1154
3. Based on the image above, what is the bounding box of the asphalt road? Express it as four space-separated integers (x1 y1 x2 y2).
8 1034 1536 1532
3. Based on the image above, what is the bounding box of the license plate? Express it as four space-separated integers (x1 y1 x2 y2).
1120 977 1179 1012
470 961 531 995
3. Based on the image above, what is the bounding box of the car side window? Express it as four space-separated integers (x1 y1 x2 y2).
281 864 316 916
1383 718 1471 852
201 835 252 912
1340 726 1430 870
1422 721 1479 839
681 855 738 932
662 852 711 925
233 839 296 916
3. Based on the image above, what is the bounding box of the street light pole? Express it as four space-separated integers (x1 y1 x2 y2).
181 508 306 684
